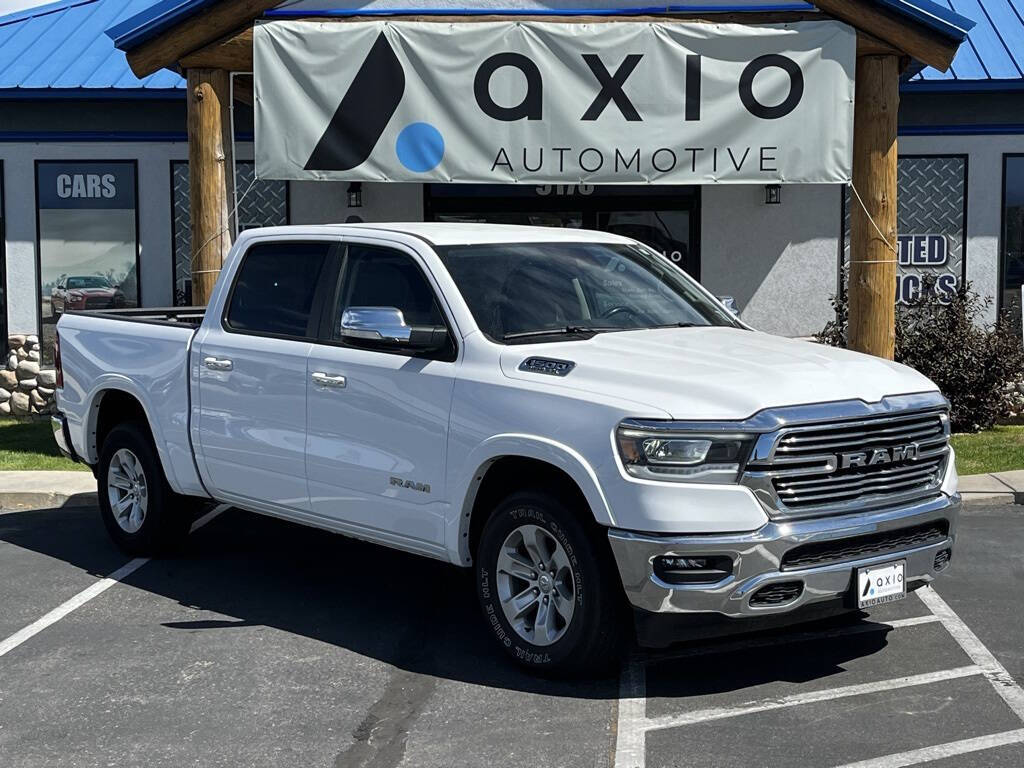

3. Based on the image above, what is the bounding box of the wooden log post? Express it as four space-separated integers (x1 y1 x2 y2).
186 68 234 307
848 52 900 359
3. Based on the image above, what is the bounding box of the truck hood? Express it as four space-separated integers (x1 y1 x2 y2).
499 327 939 420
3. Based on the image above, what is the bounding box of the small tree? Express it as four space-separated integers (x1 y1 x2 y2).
817 274 1024 432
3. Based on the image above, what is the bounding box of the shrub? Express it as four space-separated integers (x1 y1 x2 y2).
817 274 1024 433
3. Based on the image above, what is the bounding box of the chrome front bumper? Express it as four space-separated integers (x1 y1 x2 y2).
608 494 959 618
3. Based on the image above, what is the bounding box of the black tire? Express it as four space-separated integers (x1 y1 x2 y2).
476 490 624 675
97 422 192 556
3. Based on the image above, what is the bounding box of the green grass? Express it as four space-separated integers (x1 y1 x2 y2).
0 419 89 471
951 426 1024 476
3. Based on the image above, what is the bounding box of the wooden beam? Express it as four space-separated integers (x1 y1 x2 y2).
812 0 959 71
127 0 279 78
180 26 255 71
848 53 900 360
187 69 235 307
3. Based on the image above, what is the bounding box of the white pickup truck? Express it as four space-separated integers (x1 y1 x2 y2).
52 223 959 673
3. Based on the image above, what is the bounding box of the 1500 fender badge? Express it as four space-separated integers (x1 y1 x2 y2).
519 357 576 376
390 476 431 493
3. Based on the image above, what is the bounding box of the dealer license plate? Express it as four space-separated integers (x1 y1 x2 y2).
856 560 906 608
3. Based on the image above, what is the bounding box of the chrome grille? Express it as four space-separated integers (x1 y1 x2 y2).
743 408 950 520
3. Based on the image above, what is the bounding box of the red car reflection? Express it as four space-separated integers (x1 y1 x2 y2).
51 275 125 315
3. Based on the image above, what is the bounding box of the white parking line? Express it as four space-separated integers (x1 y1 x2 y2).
643 665 982 731
614 658 646 768
0 504 227 660
834 728 1024 768
916 586 1024 721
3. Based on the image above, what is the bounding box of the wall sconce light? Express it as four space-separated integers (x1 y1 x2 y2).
764 184 782 205
347 182 363 209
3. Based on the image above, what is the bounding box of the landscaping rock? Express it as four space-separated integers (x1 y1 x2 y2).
16 360 39 380
7 353 17 370
15 347 27 360
0 401 10 415
25 334 38 346
17 379 36 392
29 390 46 408
0 370 17 390
36 386 54 398
37 370 57 387
0 388 9 402
27 349 40 362
10 391 30 416
8 334 25 349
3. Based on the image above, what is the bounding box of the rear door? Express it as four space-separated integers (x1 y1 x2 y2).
195 239 337 511
305 240 458 551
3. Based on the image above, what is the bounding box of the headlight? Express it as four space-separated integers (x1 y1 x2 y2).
616 423 756 483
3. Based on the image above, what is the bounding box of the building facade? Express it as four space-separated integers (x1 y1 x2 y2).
0 0 1021 389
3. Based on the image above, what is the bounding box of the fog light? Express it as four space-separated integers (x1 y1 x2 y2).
653 555 733 585
934 548 952 571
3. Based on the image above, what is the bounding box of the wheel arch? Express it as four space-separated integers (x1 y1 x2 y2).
83 379 182 492
450 436 615 566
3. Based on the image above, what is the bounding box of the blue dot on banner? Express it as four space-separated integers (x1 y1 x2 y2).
396 123 444 173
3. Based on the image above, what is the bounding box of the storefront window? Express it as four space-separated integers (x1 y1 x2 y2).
1002 155 1024 331
36 161 139 364
171 161 288 306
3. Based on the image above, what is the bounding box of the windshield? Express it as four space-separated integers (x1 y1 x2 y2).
435 241 740 343
67 276 111 289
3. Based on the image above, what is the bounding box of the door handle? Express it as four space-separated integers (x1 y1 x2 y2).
311 372 347 389
203 357 233 371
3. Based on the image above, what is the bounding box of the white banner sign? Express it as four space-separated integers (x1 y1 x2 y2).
255 20 855 184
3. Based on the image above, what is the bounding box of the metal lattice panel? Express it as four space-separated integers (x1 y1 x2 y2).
843 156 966 297
171 162 288 306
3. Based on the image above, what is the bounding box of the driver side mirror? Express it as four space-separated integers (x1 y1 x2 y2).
340 306 449 351
717 296 740 316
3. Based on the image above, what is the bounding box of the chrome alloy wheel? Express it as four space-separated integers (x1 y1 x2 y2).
496 524 576 646
107 448 148 534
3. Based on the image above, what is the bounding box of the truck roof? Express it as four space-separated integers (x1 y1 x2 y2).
238 222 635 247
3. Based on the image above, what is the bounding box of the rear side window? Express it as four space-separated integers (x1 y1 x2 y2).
225 242 330 338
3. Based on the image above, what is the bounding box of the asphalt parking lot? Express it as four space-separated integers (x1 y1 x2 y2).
0 500 1021 768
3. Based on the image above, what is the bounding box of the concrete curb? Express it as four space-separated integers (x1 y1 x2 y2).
0 491 98 512
958 470 1024 505
0 471 97 512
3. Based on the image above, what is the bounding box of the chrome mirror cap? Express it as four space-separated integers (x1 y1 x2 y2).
340 306 412 343
717 296 740 315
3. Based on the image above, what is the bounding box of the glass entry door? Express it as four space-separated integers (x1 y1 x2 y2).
426 184 700 277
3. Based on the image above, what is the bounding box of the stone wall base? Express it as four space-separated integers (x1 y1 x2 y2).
1 335 56 419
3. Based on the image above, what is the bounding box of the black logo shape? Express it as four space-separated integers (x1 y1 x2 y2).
305 32 405 171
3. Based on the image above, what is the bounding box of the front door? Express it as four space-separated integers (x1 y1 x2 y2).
195 239 335 511
305 240 457 552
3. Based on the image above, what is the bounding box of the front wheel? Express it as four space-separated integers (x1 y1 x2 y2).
98 422 191 556
476 490 624 675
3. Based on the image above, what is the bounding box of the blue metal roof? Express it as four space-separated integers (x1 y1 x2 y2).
0 0 184 94
908 0 1024 88
108 0 976 52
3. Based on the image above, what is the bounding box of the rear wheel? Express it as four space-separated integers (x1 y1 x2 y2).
476 490 624 675
98 422 191 555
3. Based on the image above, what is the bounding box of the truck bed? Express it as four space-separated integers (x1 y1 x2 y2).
65 306 206 327
56 308 208 497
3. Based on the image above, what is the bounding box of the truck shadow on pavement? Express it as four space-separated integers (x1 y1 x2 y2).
1 505 895 700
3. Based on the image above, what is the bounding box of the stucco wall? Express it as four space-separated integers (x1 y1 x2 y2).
288 181 424 225
700 184 844 337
